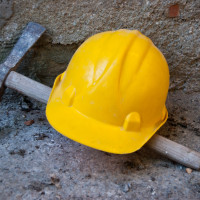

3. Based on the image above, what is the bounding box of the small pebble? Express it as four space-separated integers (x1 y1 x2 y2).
186 168 192 174
20 97 33 112
50 174 61 189
168 4 179 18
24 120 34 126
121 183 131 193
122 184 130 193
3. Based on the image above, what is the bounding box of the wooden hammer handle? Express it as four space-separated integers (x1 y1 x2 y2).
147 134 200 170
5 71 200 170
6 71 51 104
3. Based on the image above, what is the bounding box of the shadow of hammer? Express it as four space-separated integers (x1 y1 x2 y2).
0 22 199 170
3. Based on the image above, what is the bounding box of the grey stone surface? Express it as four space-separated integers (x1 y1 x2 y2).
0 89 199 199
0 0 199 91
0 0 13 29
0 0 200 199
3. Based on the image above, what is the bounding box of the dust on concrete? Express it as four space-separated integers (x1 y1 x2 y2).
0 89 199 199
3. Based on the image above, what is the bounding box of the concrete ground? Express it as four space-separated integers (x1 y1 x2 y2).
0 88 199 200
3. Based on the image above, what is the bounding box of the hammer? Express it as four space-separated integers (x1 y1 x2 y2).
1 22 200 170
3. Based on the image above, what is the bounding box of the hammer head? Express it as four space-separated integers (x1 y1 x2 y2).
0 22 46 100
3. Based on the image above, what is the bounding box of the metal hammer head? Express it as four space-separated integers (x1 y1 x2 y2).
0 22 46 100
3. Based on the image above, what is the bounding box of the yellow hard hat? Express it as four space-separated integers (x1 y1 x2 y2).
46 29 169 154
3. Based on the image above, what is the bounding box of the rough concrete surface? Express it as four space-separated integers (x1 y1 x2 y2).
0 89 200 199
0 0 200 199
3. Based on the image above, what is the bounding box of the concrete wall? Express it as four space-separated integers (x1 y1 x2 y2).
0 0 199 91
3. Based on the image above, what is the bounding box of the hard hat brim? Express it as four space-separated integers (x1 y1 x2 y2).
46 98 168 154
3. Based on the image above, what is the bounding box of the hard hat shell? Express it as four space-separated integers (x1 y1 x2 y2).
46 29 169 154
